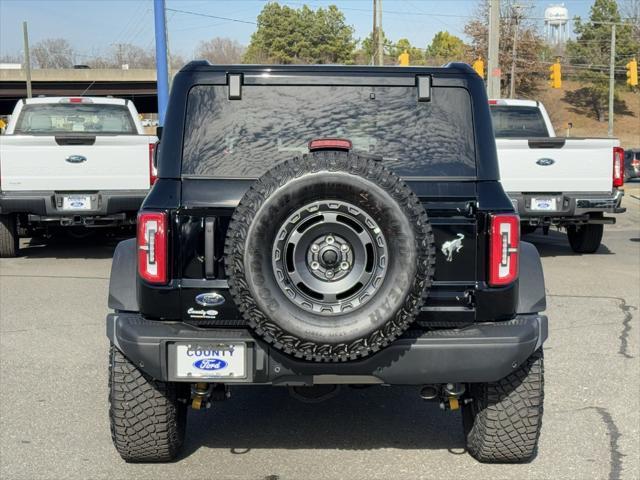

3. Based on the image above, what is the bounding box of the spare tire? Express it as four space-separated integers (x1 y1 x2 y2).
225 151 435 362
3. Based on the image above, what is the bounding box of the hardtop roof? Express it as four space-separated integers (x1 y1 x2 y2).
179 61 477 76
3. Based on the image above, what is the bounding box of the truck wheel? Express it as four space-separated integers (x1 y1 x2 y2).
225 150 436 362
108 344 187 462
0 214 19 258
463 349 544 463
567 224 603 253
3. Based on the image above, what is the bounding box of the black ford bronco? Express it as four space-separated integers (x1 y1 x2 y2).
107 62 548 463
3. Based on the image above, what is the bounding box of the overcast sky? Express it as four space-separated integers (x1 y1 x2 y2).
0 0 595 62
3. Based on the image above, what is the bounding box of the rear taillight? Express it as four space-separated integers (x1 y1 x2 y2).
488 214 520 286
149 143 157 186
613 147 624 187
137 211 168 284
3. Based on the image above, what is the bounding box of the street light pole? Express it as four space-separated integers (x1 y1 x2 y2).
22 21 32 98
608 24 616 138
153 0 170 126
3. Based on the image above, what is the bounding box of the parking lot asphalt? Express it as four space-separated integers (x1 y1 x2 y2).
1 183 639 480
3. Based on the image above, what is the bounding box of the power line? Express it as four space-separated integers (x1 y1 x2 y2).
165 7 257 25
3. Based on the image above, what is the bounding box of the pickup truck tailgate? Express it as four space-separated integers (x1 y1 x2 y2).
496 137 616 193
0 135 151 191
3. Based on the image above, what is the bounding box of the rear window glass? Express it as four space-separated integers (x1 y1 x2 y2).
490 105 549 138
14 103 136 134
182 85 476 178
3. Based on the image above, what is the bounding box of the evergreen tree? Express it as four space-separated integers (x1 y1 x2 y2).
243 3 355 64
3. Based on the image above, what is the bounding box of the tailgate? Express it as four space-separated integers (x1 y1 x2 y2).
496 138 616 193
0 135 152 191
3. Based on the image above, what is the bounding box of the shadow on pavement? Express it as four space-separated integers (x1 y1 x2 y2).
18 232 131 260
181 385 465 458
522 230 613 257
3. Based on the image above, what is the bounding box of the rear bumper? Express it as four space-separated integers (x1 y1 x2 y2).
0 190 147 223
509 189 625 225
106 313 548 385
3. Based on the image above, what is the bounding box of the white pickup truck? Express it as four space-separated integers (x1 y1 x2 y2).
490 99 625 253
0 96 157 257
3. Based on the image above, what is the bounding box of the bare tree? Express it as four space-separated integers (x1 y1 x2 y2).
621 0 640 44
195 37 245 64
31 38 74 68
464 1 545 97
0 53 23 64
88 43 155 69
169 53 186 70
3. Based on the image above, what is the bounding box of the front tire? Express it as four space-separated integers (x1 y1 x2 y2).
567 224 603 253
463 349 544 463
109 344 187 462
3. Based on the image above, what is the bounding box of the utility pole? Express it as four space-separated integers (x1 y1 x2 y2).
153 0 170 126
487 0 501 98
372 0 377 65
509 5 522 99
22 21 32 98
608 24 616 138
377 0 384 66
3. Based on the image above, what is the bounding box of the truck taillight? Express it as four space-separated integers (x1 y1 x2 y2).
137 212 168 284
149 143 157 186
613 147 624 187
488 214 519 286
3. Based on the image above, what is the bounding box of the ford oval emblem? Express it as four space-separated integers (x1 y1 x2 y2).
193 358 228 371
195 292 225 307
536 158 555 166
66 155 87 163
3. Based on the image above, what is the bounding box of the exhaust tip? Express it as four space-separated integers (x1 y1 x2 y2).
420 385 439 400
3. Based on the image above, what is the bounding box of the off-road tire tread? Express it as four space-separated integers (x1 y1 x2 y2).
567 224 603 253
224 151 436 362
108 345 186 462
464 349 544 463
0 214 18 258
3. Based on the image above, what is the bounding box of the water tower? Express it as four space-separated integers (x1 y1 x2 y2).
544 4 569 45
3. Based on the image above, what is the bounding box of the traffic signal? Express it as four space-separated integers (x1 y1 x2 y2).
549 61 562 89
472 58 484 78
398 50 409 66
626 59 638 87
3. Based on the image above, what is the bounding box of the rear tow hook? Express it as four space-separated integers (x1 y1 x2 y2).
438 383 470 411
190 383 230 410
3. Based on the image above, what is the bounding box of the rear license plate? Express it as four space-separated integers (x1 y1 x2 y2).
62 195 91 210
531 197 557 211
175 342 246 379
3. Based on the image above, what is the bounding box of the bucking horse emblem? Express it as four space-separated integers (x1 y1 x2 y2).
441 233 464 262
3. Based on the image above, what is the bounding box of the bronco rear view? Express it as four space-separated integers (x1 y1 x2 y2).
107 62 548 463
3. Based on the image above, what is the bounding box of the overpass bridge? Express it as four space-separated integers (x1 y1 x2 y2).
0 69 162 115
